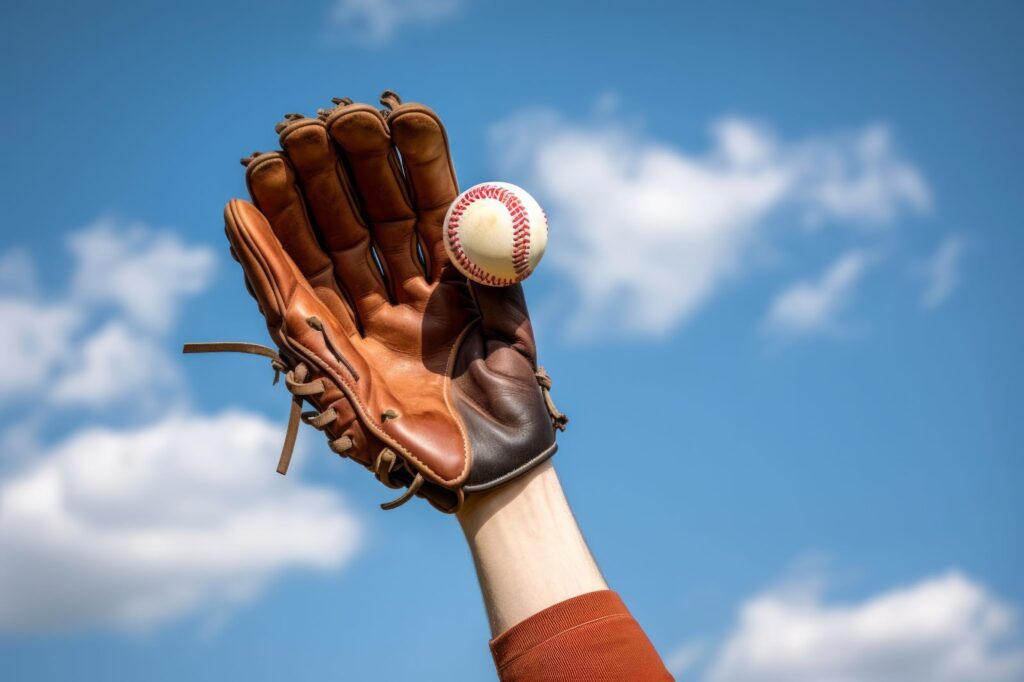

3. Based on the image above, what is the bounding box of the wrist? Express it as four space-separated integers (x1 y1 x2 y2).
457 460 608 635
457 460 555 529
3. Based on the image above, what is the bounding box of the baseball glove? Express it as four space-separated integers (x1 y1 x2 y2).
185 91 566 513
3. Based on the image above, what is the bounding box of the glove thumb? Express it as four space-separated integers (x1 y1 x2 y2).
223 199 300 332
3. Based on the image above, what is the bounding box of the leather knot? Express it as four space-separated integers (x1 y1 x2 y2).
374 448 403 489
379 90 402 111
535 366 568 431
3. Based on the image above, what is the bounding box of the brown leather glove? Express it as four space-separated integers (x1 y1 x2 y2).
186 92 566 513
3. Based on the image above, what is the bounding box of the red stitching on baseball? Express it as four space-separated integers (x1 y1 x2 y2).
447 184 532 286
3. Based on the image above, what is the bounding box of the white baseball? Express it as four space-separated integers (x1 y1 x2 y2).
442 182 548 287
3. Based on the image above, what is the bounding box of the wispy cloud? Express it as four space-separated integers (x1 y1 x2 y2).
763 251 872 338
328 0 462 44
492 105 928 339
0 298 80 398
68 219 215 333
692 570 1024 682
0 249 38 295
665 640 709 678
920 236 967 310
0 411 360 632
52 322 181 410
796 125 931 226
0 218 215 409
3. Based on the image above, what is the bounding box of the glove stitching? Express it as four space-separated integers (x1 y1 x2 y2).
295 337 469 486
440 318 478 483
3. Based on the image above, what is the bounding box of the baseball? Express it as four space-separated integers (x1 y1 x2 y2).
443 182 548 287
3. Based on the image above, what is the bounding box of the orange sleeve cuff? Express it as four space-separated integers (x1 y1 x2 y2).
489 590 674 681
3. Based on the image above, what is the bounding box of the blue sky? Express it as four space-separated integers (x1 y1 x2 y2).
1 1 1022 680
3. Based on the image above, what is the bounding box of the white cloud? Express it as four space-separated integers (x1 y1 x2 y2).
0 298 80 397
52 322 182 409
68 218 216 333
666 640 709 677
0 219 215 407
0 411 361 632
920 236 966 310
763 251 872 337
0 220 366 634
0 248 38 294
703 571 1024 682
329 0 461 44
794 125 931 226
492 108 928 338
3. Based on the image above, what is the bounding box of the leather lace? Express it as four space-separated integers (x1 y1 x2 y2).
185 324 568 511
183 319 422 510
535 367 569 431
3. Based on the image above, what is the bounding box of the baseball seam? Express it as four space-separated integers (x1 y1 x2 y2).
447 184 532 286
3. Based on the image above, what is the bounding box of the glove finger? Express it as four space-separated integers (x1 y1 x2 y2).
275 116 390 328
325 103 429 305
244 152 332 279
387 100 459 282
244 151 365 332
470 281 538 364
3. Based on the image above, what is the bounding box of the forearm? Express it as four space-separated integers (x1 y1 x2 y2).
458 461 674 680
457 460 607 636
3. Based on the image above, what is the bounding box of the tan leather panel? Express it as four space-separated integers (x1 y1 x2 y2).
279 279 470 485
382 408 467 482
